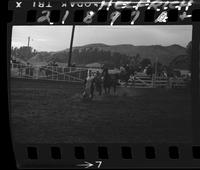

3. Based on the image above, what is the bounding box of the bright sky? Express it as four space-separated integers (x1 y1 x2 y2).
12 25 192 52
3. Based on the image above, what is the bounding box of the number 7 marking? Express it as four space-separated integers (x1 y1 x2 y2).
110 11 121 26
131 10 140 25
95 161 102 168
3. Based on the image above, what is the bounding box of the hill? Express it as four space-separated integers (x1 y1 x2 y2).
25 43 187 67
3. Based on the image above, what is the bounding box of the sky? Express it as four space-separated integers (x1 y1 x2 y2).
12 25 192 52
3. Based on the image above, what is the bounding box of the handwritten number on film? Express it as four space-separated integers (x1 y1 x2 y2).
37 10 141 25
35 0 192 25
83 11 95 24
131 11 140 25
37 10 70 24
110 11 121 25
62 10 69 24
17 0 193 24
37 10 53 24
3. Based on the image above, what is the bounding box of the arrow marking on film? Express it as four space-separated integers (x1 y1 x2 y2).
76 161 94 168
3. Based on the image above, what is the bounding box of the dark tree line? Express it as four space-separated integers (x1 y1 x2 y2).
71 47 173 76
11 46 37 61
71 48 130 67
72 48 151 68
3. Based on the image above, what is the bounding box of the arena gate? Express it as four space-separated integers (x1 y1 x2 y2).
10 63 88 83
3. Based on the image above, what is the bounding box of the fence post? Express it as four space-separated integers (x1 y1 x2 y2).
27 66 29 79
64 67 66 81
52 66 53 80
56 66 58 80
78 71 80 80
152 74 155 88
35 66 38 79
30 66 33 79
17 64 19 77
63 67 64 81
18 64 21 77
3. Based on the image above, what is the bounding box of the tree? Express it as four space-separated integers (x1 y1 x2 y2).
152 61 163 76
140 58 151 69
11 47 18 59
11 46 33 61
186 41 192 70
186 41 192 56
129 53 141 70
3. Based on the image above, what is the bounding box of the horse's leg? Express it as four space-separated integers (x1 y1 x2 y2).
113 84 116 94
95 84 98 94
90 85 94 99
97 85 101 95
108 85 111 94
99 85 102 95
104 85 107 94
90 89 93 99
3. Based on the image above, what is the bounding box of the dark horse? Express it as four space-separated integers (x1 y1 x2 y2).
102 68 118 95
93 71 103 96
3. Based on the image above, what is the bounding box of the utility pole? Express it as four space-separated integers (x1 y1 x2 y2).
68 25 75 67
28 36 30 47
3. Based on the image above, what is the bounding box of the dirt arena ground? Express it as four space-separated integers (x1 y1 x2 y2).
10 78 193 143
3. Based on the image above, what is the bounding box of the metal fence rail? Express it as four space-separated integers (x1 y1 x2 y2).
10 63 88 82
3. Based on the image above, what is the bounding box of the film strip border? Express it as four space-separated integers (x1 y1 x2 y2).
14 144 200 168
8 0 200 25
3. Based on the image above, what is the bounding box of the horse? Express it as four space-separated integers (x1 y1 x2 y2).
101 68 118 95
93 71 103 96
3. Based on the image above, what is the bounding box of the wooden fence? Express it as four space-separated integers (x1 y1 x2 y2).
127 74 189 88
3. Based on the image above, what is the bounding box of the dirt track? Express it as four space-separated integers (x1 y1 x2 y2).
10 78 192 143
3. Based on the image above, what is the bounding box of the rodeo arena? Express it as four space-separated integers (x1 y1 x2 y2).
10 28 192 143
10 56 193 143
